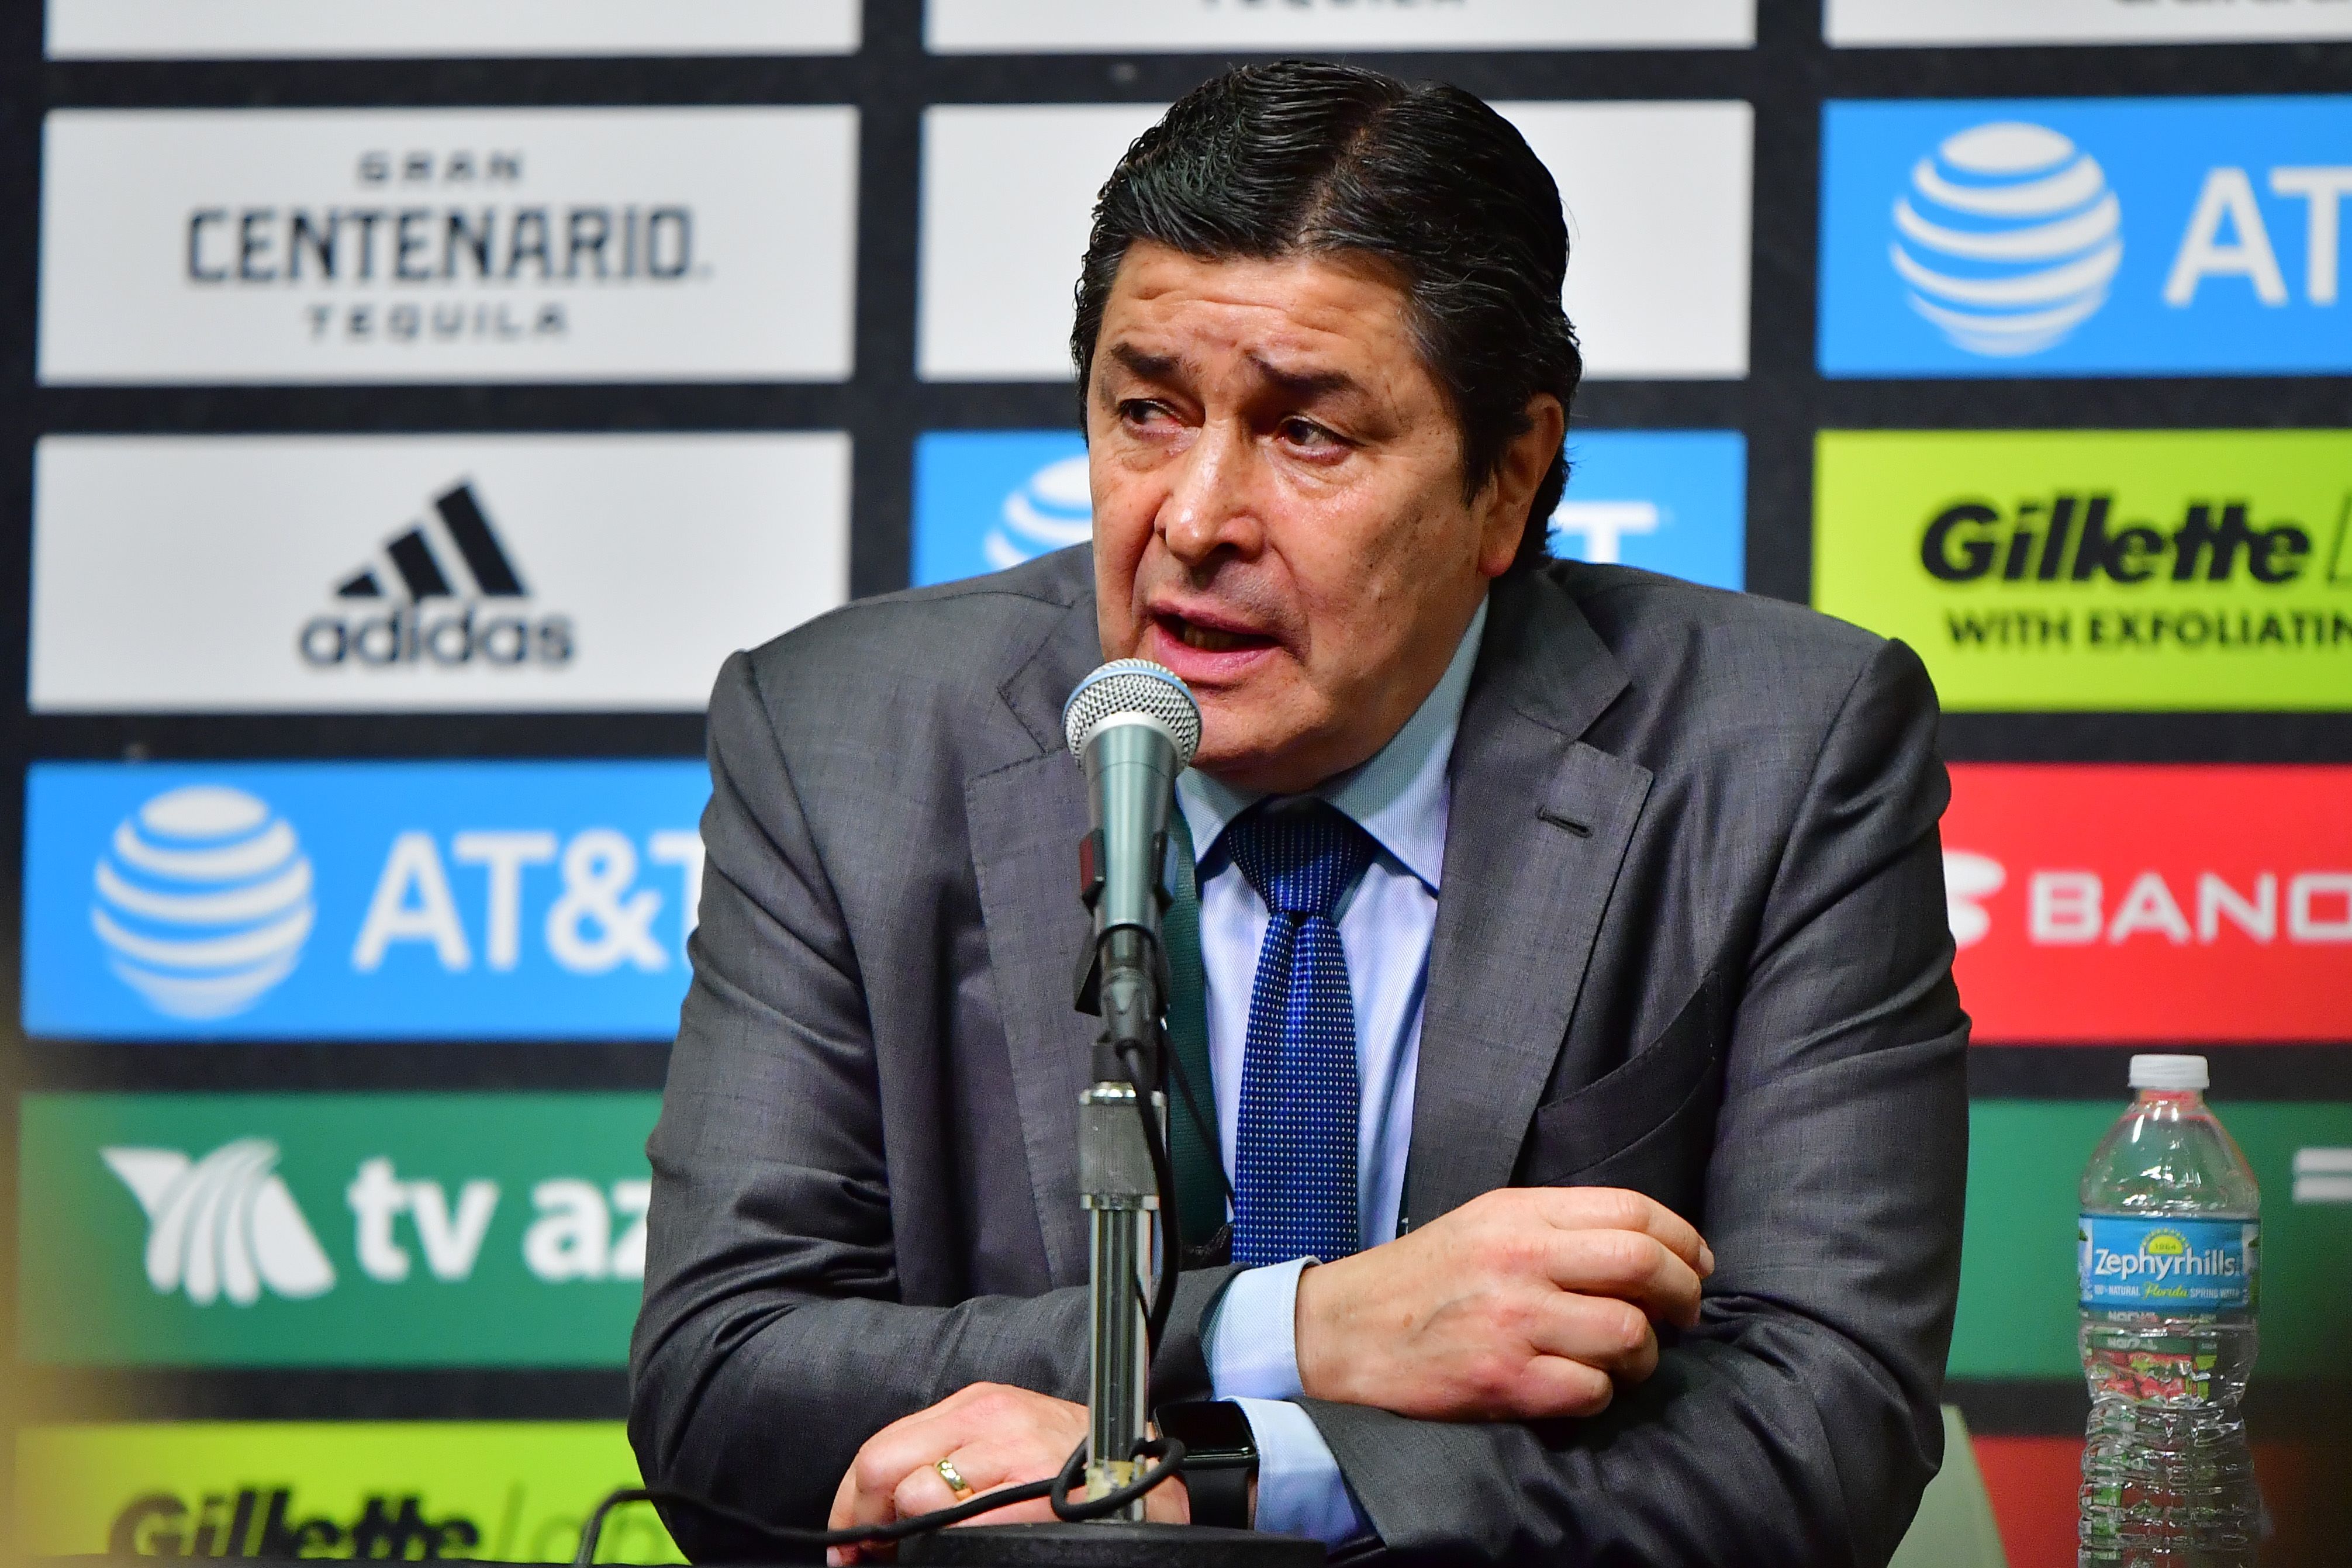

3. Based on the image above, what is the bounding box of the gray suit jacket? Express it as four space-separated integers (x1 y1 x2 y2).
630 549 1968 1566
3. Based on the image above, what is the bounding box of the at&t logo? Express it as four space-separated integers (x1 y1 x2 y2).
983 454 1093 571
92 786 314 1020
1892 121 2122 357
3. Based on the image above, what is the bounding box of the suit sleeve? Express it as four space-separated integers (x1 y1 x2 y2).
1301 638 1970 1567
627 652 1238 1561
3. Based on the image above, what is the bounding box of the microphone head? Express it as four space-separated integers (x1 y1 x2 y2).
1062 659 1202 768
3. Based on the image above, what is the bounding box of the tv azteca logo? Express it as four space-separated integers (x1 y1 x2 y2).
298 479 574 671
102 1137 649 1307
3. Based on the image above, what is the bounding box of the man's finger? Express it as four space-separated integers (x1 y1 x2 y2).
1528 1187 1712 1276
1497 1352 1617 1421
1538 1227 1705 1328
1524 1290 1663 1381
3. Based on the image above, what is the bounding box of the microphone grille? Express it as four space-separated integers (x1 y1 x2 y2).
1062 659 1202 768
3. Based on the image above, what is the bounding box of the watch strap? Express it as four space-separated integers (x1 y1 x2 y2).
1185 1450 1253 1530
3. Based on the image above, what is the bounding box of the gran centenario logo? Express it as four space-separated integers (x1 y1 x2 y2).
101 1139 336 1307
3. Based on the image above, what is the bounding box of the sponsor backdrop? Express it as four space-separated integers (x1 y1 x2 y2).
1 4 2344 1566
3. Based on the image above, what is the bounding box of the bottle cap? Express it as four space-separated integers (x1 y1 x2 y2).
2129 1054 2209 1091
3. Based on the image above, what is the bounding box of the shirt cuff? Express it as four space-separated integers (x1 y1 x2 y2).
1228 1397 1373 1548
1202 1256 1311 1400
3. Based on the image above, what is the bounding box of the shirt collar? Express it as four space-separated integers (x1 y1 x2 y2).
1175 595 1486 893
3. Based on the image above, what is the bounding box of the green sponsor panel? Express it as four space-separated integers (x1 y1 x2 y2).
15 1421 682 1562
18 1093 659 1366
1814 431 2352 710
1951 1100 2352 1380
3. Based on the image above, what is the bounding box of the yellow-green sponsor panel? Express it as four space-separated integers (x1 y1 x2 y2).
15 1421 683 1562
1815 430 2352 710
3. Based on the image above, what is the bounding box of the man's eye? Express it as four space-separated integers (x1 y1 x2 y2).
1280 417 1342 448
1119 399 1172 427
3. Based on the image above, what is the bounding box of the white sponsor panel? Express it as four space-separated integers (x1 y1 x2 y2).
1500 102 1752 379
918 102 1751 382
39 108 857 384
918 105 1167 381
928 0 1754 52
1828 0 2352 46
30 433 850 712
46 0 859 59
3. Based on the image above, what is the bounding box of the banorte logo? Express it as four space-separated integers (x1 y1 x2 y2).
101 1140 336 1307
91 786 314 1020
984 454 1093 571
1942 850 2005 949
1891 121 2123 357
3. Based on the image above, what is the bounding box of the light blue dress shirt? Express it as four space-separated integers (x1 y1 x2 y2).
1176 598 1487 1547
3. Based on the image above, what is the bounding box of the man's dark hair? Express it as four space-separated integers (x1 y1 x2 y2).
1072 60 1581 573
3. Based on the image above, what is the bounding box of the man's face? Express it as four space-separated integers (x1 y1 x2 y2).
1088 242 1545 795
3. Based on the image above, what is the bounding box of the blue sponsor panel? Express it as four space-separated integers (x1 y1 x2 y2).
1550 431 1746 591
1821 96 2352 376
913 431 1091 586
916 428 1745 592
22 761 709 1040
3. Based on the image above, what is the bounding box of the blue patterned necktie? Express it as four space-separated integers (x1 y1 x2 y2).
1225 800 1374 1268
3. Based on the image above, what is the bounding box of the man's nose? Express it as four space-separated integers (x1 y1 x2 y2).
1159 419 1263 567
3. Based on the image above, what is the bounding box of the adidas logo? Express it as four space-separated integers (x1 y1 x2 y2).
102 1139 336 1306
298 481 574 669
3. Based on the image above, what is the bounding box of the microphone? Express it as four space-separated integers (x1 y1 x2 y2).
1062 658 1202 1070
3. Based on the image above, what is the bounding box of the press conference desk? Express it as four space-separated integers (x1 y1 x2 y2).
34 1409 2011 1568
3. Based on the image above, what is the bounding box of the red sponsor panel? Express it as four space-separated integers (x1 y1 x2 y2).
1943 765 2352 1043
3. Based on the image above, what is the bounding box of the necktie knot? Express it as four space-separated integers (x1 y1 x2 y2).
1224 800 1374 921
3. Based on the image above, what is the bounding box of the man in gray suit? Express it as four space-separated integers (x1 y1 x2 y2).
632 61 1967 1565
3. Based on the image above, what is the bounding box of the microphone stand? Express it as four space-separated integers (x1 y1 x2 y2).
1077 926 1162 1518
906 732 1317 1566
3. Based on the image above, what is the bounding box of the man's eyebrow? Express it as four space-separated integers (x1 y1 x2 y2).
1105 343 1181 382
1246 355 1362 403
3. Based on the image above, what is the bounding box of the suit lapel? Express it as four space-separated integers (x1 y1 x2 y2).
965 594 1101 1285
1403 573 1653 1230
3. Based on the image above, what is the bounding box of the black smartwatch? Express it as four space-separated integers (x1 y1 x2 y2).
1154 1398 1258 1529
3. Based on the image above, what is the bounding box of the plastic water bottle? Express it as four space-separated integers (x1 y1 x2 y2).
2078 1054 2261 1567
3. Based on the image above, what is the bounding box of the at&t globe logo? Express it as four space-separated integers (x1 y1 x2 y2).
1891 121 2122 357
985 454 1093 571
91 786 315 1020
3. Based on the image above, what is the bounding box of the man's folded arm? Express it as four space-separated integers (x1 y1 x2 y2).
1303 638 1970 1567
628 652 1234 1559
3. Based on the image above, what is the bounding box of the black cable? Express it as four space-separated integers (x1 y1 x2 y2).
571 1476 1054 1567
1117 1035 1182 1356
572 1438 1190 1566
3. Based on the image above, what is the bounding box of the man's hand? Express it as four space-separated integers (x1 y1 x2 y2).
825 1383 1188 1563
1296 1186 1715 1422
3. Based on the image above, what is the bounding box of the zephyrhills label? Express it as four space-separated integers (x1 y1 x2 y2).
38 108 856 384
2079 1216 2258 1313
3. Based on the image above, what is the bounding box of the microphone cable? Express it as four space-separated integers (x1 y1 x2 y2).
572 1436 1186 1566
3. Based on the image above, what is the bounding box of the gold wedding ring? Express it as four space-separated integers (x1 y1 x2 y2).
934 1456 975 1500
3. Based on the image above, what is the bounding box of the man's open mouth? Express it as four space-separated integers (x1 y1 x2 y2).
1158 612 1277 655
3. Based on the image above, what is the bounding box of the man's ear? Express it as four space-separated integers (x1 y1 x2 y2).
1474 393 1567 579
